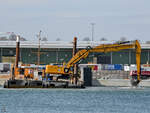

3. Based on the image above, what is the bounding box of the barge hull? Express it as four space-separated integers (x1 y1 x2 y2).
4 80 85 88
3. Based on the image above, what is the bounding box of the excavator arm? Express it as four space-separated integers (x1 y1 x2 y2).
65 40 141 84
66 48 90 69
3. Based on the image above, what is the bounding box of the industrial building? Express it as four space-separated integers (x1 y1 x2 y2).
0 41 149 65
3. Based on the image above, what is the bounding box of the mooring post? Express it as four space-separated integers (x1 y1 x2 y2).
72 37 78 84
13 35 20 79
15 35 20 68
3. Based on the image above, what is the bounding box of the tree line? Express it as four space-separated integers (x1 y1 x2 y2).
1 34 150 44
0 33 27 41
0 34 49 41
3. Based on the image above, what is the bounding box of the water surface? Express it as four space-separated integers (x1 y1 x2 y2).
0 87 149 113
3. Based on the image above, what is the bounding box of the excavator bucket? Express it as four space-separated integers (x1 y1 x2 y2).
131 79 140 87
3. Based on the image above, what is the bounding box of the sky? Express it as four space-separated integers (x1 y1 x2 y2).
0 0 150 42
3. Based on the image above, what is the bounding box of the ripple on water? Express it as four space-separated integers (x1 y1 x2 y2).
0 87 150 113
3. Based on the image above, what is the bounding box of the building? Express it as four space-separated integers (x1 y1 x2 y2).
0 41 149 65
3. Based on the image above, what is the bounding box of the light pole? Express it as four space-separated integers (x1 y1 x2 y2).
91 23 95 42
91 23 95 63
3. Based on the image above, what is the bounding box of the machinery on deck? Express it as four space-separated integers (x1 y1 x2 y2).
45 40 141 86
5 38 141 88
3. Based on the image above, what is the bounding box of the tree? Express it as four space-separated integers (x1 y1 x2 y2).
83 37 90 41
100 37 107 41
9 33 16 41
146 41 150 44
42 37 48 41
20 37 27 41
114 37 127 43
0 37 8 41
56 38 61 41
120 37 127 41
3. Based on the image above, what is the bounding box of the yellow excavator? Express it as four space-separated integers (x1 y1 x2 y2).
45 40 141 86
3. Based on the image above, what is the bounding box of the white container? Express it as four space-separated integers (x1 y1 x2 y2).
124 66 130 71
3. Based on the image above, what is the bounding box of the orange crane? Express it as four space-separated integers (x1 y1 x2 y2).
45 40 141 86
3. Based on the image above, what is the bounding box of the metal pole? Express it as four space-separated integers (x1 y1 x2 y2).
91 23 95 63
56 48 59 63
15 35 20 68
148 50 149 64
91 23 95 42
73 37 78 84
37 30 41 66
13 35 20 80
129 50 131 64
111 52 112 64
73 37 77 56
20 48 21 62
1 48 2 62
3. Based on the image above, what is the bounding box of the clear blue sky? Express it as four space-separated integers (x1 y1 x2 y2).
0 0 150 41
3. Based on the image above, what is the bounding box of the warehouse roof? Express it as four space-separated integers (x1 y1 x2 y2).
0 41 149 49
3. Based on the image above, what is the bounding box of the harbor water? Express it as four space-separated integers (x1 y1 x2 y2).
0 87 150 113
